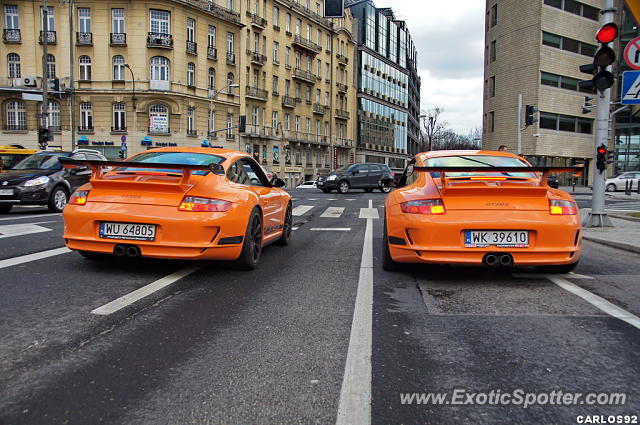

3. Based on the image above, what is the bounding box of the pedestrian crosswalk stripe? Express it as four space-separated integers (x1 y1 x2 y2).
606 202 640 211
292 205 314 216
321 207 345 218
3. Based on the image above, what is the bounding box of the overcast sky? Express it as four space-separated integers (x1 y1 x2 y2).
374 0 485 136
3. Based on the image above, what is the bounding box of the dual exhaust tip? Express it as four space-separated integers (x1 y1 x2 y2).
114 244 141 258
483 253 513 267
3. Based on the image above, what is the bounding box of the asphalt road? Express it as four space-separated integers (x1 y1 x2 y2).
0 190 639 425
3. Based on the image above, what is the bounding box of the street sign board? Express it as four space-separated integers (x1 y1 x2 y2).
624 35 640 69
621 71 640 104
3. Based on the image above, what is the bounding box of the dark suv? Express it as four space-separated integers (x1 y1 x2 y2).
317 163 395 194
0 149 106 214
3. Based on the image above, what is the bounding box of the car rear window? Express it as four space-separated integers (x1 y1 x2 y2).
118 152 225 176
425 155 536 178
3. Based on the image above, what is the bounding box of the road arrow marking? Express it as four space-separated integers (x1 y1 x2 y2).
0 223 53 239
292 205 314 216
320 207 345 218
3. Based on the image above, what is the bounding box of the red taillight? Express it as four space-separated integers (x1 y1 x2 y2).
400 199 445 215
69 190 89 206
549 199 577 215
178 196 232 212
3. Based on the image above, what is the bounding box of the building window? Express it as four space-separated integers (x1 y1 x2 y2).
150 56 170 80
113 103 126 131
227 112 234 138
273 6 279 27
4 5 19 30
285 13 291 32
490 40 496 62
489 111 495 132
46 54 55 79
226 32 234 55
285 46 291 66
79 55 91 80
273 41 279 62
284 113 290 130
272 75 278 93
539 111 593 134
149 104 169 133
5 100 26 130
295 18 301 35
305 117 311 134
45 101 60 130
187 107 195 133
295 115 301 132
187 62 195 86
208 25 216 47
78 7 91 33
489 76 495 97
208 67 216 90
272 111 278 129
186 17 195 42
41 6 54 31
542 31 597 56
7 53 20 78
227 0 234 11
150 9 170 34
112 55 125 80
544 0 599 21
227 72 234 92
208 109 215 134
112 8 125 33
541 71 592 93
80 102 93 130
490 4 497 27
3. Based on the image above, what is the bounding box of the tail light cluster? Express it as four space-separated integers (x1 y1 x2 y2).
69 190 89 206
549 199 577 215
179 196 232 212
400 199 445 215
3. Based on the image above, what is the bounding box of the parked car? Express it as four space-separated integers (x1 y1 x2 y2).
547 175 559 189
317 163 395 194
0 149 106 214
605 171 640 192
296 181 317 189
0 146 39 171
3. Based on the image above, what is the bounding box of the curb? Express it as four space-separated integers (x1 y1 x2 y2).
608 214 640 223
582 235 640 254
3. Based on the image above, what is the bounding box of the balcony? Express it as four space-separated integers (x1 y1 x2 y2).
249 51 267 66
336 138 354 148
313 135 330 146
282 96 296 108
336 53 348 66
207 46 218 60
226 53 236 65
335 109 350 120
293 68 316 84
246 124 274 138
147 32 173 49
110 32 126 46
199 0 241 24
3 29 21 43
148 127 171 135
76 32 92 45
111 126 127 133
272 90 279 96
250 13 267 29
336 82 347 93
39 31 56 44
313 103 325 115
245 86 268 101
292 34 321 54
3 124 27 131
186 40 197 54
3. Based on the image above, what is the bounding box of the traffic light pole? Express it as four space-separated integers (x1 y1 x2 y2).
584 0 615 228
40 2 50 150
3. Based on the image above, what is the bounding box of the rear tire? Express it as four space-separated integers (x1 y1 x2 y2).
236 208 263 270
380 185 392 193
48 187 68 213
535 261 578 274
276 203 292 246
606 183 616 192
0 205 12 214
382 217 399 271
338 180 350 194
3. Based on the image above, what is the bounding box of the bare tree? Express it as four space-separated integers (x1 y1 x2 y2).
467 127 482 148
420 108 447 152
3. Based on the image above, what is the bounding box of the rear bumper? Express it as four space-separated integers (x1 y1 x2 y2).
63 201 250 260
386 205 581 266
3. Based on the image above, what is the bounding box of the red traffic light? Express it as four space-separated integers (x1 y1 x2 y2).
597 146 607 154
596 23 618 43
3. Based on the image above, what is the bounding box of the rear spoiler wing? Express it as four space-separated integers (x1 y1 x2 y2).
58 157 225 185
407 166 583 187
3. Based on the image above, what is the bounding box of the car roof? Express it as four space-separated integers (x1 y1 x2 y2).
417 150 523 161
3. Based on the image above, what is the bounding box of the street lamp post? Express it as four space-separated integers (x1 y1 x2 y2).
207 84 239 144
123 64 137 134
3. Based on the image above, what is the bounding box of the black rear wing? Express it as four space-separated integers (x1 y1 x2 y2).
407 166 583 187
58 157 225 185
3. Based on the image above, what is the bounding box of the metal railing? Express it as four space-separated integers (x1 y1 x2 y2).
3 124 27 131
293 68 316 83
292 34 321 52
282 96 296 108
313 103 325 114
249 51 267 65
245 86 268 100
207 46 218 59
226 53 236 65
186 40 197 54
110 32 126 45
76 32 92 45
39 31 56 44
3 29 20 43
336 53 348 65
147 32 173 48
250 13 267 28
336 82 347 93
335 109 350 119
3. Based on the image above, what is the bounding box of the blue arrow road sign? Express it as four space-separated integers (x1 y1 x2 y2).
621 71 640 104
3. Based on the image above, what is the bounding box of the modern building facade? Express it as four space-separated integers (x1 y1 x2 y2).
0 0 357 187
347 0 419 171
482 0 605 184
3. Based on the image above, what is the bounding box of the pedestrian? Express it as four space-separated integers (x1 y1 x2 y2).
498 145 508 152
201 139 210 148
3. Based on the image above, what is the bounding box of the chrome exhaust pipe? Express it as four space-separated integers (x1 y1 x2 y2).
499 254 513 266
126 246 140 257
484 254 498 266
114 245 126 256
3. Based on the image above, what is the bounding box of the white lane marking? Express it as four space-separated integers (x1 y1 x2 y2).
0 247 71 270
292 205 314 216
359 207 379 220
327 198 338 201
346 198 356 201
0 223 53 239
91 265 202 315
307 198 318 201
292 227 299 231
513 272 595 280
336 205 373 425
321 207 345 218
548 276 640 330
310 228 351 231
0 213 61 222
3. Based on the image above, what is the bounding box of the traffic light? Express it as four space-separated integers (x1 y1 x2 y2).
606 149 615 165
525 105 538 127
118 150 125 159
323 0 344 18
238 115 246 133
582 96 594 114
596 144 608 172
48 78 61 99
578 23 618 93
37 127 50 149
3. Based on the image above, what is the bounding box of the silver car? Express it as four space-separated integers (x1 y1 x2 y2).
606 171 640 192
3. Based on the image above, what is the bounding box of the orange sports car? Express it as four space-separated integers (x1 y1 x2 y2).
383 150 583 273
60 147 292 269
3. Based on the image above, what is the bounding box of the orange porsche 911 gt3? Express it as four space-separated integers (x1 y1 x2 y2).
60 148 292 269
383 150 583 273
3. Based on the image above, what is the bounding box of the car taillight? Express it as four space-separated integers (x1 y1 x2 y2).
178 196 232 212
549 199 577 215
69 190 89 206
400 199 445 215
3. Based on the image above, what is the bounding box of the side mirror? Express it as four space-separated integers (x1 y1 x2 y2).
272 178 286 188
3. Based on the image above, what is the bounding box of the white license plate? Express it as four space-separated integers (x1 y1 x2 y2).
317 181 324 186
465 230 529 248
99 222 156 241
0 189 13 195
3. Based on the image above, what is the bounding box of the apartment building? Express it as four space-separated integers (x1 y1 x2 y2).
0 0 357 187
482 0 605 184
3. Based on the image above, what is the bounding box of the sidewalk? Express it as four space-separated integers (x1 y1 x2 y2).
580 209 640 254
560 185 640 201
